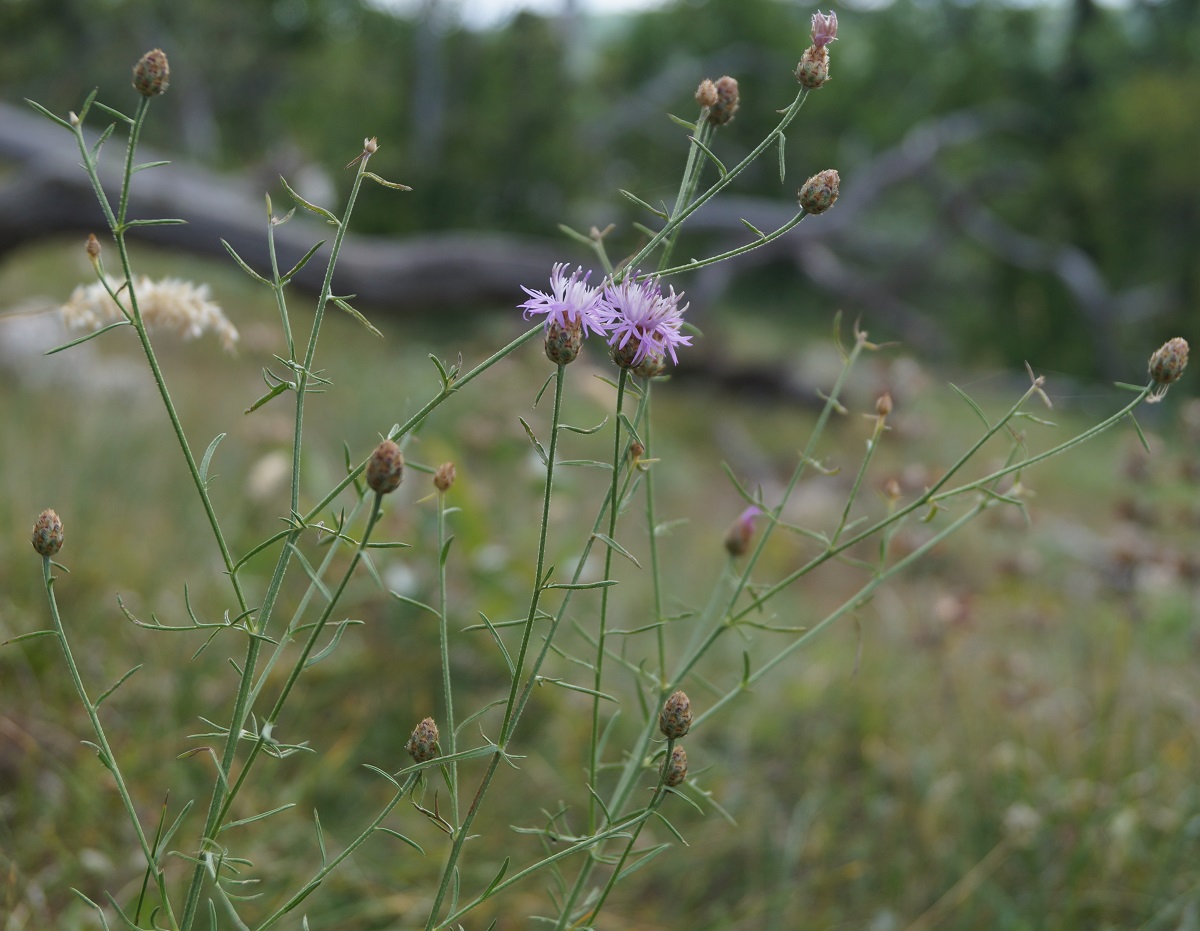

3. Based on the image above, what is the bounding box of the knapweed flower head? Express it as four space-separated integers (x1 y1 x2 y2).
31 509 64 557
406 717 440 764
519 263 609 338
707 75 740 126
658 690 693 739
811 10 838 49
1148 337 1189 402
133 48 170 97
366 440 405 495
798 169 840 215
724 505 762 558
603 275 691 368
62 275 238 352
663 744 688 787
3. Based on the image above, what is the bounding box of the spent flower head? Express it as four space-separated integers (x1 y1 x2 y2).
519 263 609 338
811 10 838 49
603 275 691 368
62 275 238 351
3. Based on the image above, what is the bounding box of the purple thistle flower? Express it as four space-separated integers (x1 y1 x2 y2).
602 275 692 367
811 10 838 49
519 263 609 337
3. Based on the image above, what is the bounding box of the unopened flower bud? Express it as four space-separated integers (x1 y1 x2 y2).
798 169 840 215
433 461 457 493
724 505 761 557
545 318 584 365
663 744 688 787
695 79 718 109
86 234 102 268
363 136 379 156
876 392 893 418
796 46 830 89
366 440 405 494
32 509 64 557
132 49 170 97
406 717 439 763
631 351 666 379
706 76 739 126
883 477 902 502
1148 337 1189 401
658 690 693 739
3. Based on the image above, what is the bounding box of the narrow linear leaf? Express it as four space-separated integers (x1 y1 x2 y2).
92 100 134 124
157 799 195 860
618 189 668 220
559 459 613 469
245 382 289 414
477 612 515 676
616 844 671 883
280 240 326 284
132 160 172 173
313 809 327 867
221 239 271 285
537 678 617 702
667 113 698 131
653 810 689 843
455 699 506 737
3 629 58 646
45 321 131 355
483 858 511 897
1113 381 1149 393
123 218 188 228
374 827 424 853
220 803 296 833
777 131 787 184
689 134 727 177
519 417 548 466
1127 411 1151 453
556 223 596 247
740 218 767 240
90 123 116 160
391 591 441 618
558 417 609 436
543 579 618 591
362 763 401 787
279 175 339 223
592 533 641 568
304 619 363 669
287 543 332 603
95 664 142 707
947 382 990 428
332 298 383 338
533 370 556 407
24 98 74 129
363 171 413 191
199 433 227 484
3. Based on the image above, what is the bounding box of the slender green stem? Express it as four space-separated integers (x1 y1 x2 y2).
641 398 666 678
253 773 419 931
436 487 459 825
655 210 807 279
589 369 629 830
657 117 714 271
41 558 180 931
623 89 808 275
428 364 566 930
830 411 889 546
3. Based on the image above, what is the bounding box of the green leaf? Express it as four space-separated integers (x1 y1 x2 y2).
279 175 339 223
95 665 142 707
1127 411 1151 453
689 134 727 177
373 827 424 853
3 629 58 646
618 189 668 220
313 809 327 867
519 417 548 466
219 803 296 833
777 132 787 184
948 382 990 428
221 239 271 285
92 100 134 125
122 218 188 228
24 98 74 130
332 297 384 337
391 592 441 618
132 160 172 173
244 382 289 414
543 579 618 591
45 321 131 355
363 171 413 191
667 112 699 131
199 433 227 484
740 218 767 240
592 532 641 568
303 619 363 669
280 241 326 285
90 123 115 161
559 417 608 436
556 223 596 247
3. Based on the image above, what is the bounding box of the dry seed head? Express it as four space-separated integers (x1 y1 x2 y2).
659 690 693 739
433 461 457 493
544 318 584 365
798 169 840 215
406 717 439 763
664 744 688 787
133 49 170 97
1148 337 1188 401
707 76 739 126
32 509 64 557
367 440 405 494
695 79 719 108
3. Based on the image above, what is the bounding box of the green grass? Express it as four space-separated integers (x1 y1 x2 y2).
3 240 1199 929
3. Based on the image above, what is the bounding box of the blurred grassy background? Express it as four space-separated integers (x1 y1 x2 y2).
2 237 1200 928
3 0 1200 927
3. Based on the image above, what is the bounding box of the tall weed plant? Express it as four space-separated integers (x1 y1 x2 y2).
11 16 1189 930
